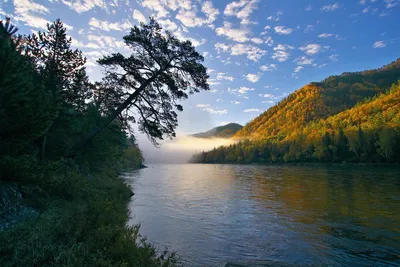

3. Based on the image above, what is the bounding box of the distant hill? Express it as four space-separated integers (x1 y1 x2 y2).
191 123 243 138
191 59 400 164
234 58 400 141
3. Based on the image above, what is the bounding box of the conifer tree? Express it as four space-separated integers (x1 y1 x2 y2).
26 19 91 111
71 18 209 155
0 18 55 156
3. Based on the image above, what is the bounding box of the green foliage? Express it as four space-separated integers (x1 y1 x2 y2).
95 18 209 146
0 161 178 267
0 25 55 156
25 19 91 111
0 17 179 267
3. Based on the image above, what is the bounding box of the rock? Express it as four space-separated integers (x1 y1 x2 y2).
0 182 37 232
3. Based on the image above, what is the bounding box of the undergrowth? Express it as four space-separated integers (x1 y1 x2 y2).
0 159 179 267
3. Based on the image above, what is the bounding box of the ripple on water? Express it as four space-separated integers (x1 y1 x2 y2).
125 164 400 266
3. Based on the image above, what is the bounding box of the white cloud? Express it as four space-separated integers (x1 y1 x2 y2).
314 63 327 68
260 93 274 98
318 33 334 38
88 17 132 32
176 9 206 27
238 87 254 94
216 43 267 62
196 104 211 108
251 37 264 44
329 54 339 61
61 0 107 13
274 44 294 51
260 64 277 71
244 108 261 112
274 26 293 35
246 73 261 83
224 0 259 24
13 0 50 29
299 43 321 55
176 1 219 29
203 107 228 114
373 40 386 48
215 21 251 42
230 44 267 61
217 73 235 81
321 3 340 11
215 43 231 53
159 19 179 31
265 36 274 46
272 51 289 62
267 15 280 22
362 6 371 13
304 24 314 33
228 86 255 95
208 79 221 85
305 5 313 11
87 34 126 49
271 44 292 62
231 101 240 104
295 56 313 65
174 30 206 47
141 0 169 18
385 0 397 8
263 100 274 104
196 104 229 114
294 66 303 73
202 1 220 25
133 9 147 23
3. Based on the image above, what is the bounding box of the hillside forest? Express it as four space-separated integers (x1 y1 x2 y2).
191 60 400 164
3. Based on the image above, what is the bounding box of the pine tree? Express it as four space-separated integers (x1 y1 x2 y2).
70 18 209 156
24 19 93 160
26 19 91 111
0 18 55 157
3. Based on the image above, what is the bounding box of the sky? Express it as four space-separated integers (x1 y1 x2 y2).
1 0 399 136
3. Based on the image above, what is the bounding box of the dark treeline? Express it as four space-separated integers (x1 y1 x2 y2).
191 81 400 164
1 16 207 266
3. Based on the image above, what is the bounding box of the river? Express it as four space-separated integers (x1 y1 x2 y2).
123 164 400 266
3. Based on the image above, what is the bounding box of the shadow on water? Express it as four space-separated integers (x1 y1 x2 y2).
122 164 400 266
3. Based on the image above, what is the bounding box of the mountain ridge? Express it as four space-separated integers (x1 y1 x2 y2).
234 58 400 141
191 123 243 139
191 58 400 164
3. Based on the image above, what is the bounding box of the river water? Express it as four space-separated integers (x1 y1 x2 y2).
124 164 400 266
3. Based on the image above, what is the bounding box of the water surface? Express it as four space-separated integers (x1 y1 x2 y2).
124 164 400 266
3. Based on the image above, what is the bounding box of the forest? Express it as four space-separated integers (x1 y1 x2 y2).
0 17 207 266
191 61 400 164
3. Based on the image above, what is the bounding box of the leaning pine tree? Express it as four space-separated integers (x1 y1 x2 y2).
70 18 209 156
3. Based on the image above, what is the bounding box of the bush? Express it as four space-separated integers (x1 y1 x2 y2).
0 162 179 267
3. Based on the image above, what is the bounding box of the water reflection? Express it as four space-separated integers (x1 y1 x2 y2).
124 164 400 266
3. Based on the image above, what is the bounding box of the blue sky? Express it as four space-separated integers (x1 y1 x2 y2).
1 0 399 134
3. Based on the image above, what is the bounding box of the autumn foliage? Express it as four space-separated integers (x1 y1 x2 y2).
191 59 400 164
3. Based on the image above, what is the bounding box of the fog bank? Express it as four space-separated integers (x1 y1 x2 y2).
138 136 236 164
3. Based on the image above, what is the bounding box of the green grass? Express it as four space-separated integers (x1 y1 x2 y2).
0 160 179 267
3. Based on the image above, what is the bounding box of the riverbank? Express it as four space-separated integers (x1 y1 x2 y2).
0 159 178 267
191 161 400 167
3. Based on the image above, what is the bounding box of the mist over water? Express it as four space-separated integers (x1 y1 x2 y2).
138 135 236 164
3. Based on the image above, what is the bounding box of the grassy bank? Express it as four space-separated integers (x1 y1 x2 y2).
0 159 178 267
